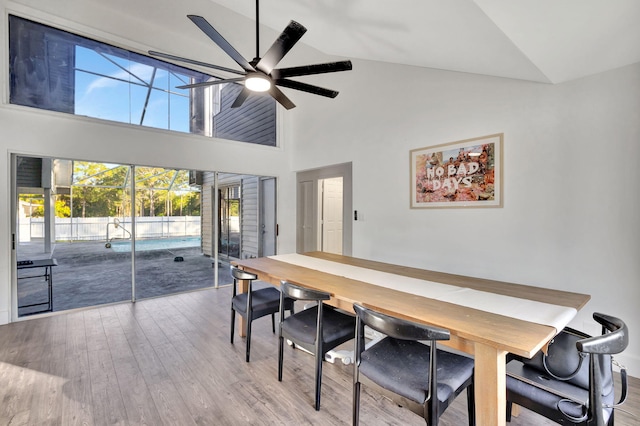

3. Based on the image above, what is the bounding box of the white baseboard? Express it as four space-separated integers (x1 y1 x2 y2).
0 309 10 325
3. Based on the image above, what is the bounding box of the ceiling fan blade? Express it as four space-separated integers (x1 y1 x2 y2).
188 15 255 72
275 79 339 98
271 60 352 79
256 20 307 75
148 51 246 76
177 77 245 90
269 86 296 110
230 86 296 110
231 87 252 108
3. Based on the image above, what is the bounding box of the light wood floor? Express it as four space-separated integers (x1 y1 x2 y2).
1 286 637 425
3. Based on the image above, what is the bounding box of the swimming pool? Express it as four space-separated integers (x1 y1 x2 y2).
109 236 201 252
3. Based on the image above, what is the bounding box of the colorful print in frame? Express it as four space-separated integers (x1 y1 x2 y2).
410 133 503 208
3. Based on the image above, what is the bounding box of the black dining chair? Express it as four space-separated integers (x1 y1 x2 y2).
352 303 475 426
278 280 356 411
230 265 294 362
506 312 629 425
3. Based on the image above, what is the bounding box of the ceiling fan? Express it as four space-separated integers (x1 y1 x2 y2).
149 0 352 110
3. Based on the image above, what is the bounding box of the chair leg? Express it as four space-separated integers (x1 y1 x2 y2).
426 403 437 426
278 335 284 382
353 381 361 425
314 350 323 411
271 313 275 333
230 308 235 344
467 384 475 426
245 317 252 362
506 400 512 422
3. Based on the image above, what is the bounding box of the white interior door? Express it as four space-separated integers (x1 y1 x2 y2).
321 177 343 255
298 180 316 252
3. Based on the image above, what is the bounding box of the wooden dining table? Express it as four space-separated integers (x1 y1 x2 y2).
232 252 590 426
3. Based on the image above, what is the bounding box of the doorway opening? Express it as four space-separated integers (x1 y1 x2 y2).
219 185 241 259
296 163 352 255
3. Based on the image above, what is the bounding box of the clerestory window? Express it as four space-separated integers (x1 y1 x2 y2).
8 15 276 146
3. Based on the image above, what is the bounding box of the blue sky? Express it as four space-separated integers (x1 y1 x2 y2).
74 46 191 132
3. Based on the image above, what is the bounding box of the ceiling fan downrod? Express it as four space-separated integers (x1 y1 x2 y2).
255 0 260 61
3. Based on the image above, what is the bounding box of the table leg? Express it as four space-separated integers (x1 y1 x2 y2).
474 343 507 426
237 278 249 337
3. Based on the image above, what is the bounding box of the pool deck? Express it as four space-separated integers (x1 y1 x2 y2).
16 240 233 316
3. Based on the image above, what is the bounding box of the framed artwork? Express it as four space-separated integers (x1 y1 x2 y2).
410 133 503 208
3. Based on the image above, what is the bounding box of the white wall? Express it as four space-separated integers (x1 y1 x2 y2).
291 60 640 376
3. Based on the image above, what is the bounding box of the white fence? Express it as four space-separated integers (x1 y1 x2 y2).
18 216 201 242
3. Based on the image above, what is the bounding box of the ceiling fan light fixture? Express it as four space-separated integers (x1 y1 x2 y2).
245 73 271 92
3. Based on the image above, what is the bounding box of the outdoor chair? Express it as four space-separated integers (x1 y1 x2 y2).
278 280 356 411
230 265 294 362
506 312 629 425
352 303 475 426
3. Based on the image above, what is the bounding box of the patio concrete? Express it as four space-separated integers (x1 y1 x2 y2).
16 240 234 316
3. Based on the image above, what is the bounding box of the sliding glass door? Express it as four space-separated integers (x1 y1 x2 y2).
132 166 209 299
12 155 277 318
14 157 133 316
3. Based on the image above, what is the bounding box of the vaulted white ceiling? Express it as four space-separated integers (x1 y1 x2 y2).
206 0 640 84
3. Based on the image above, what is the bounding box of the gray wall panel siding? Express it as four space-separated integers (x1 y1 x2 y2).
201 172 215 257
16 157 43 189
214 84 276 146
241 177 259 259
200 173 260 259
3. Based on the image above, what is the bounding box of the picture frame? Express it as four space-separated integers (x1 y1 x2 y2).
410 133 503 208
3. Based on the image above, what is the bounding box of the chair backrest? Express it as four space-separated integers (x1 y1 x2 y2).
280 280 330 302
352 304 460 423
230 265 258 282
578 312 628 355
582 313 628 424
353 303 450 342
278 281 332 354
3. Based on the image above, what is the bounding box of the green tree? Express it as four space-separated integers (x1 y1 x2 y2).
55 199 71 217
72 162 129 217
28 199 69 217
62 162 201 218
